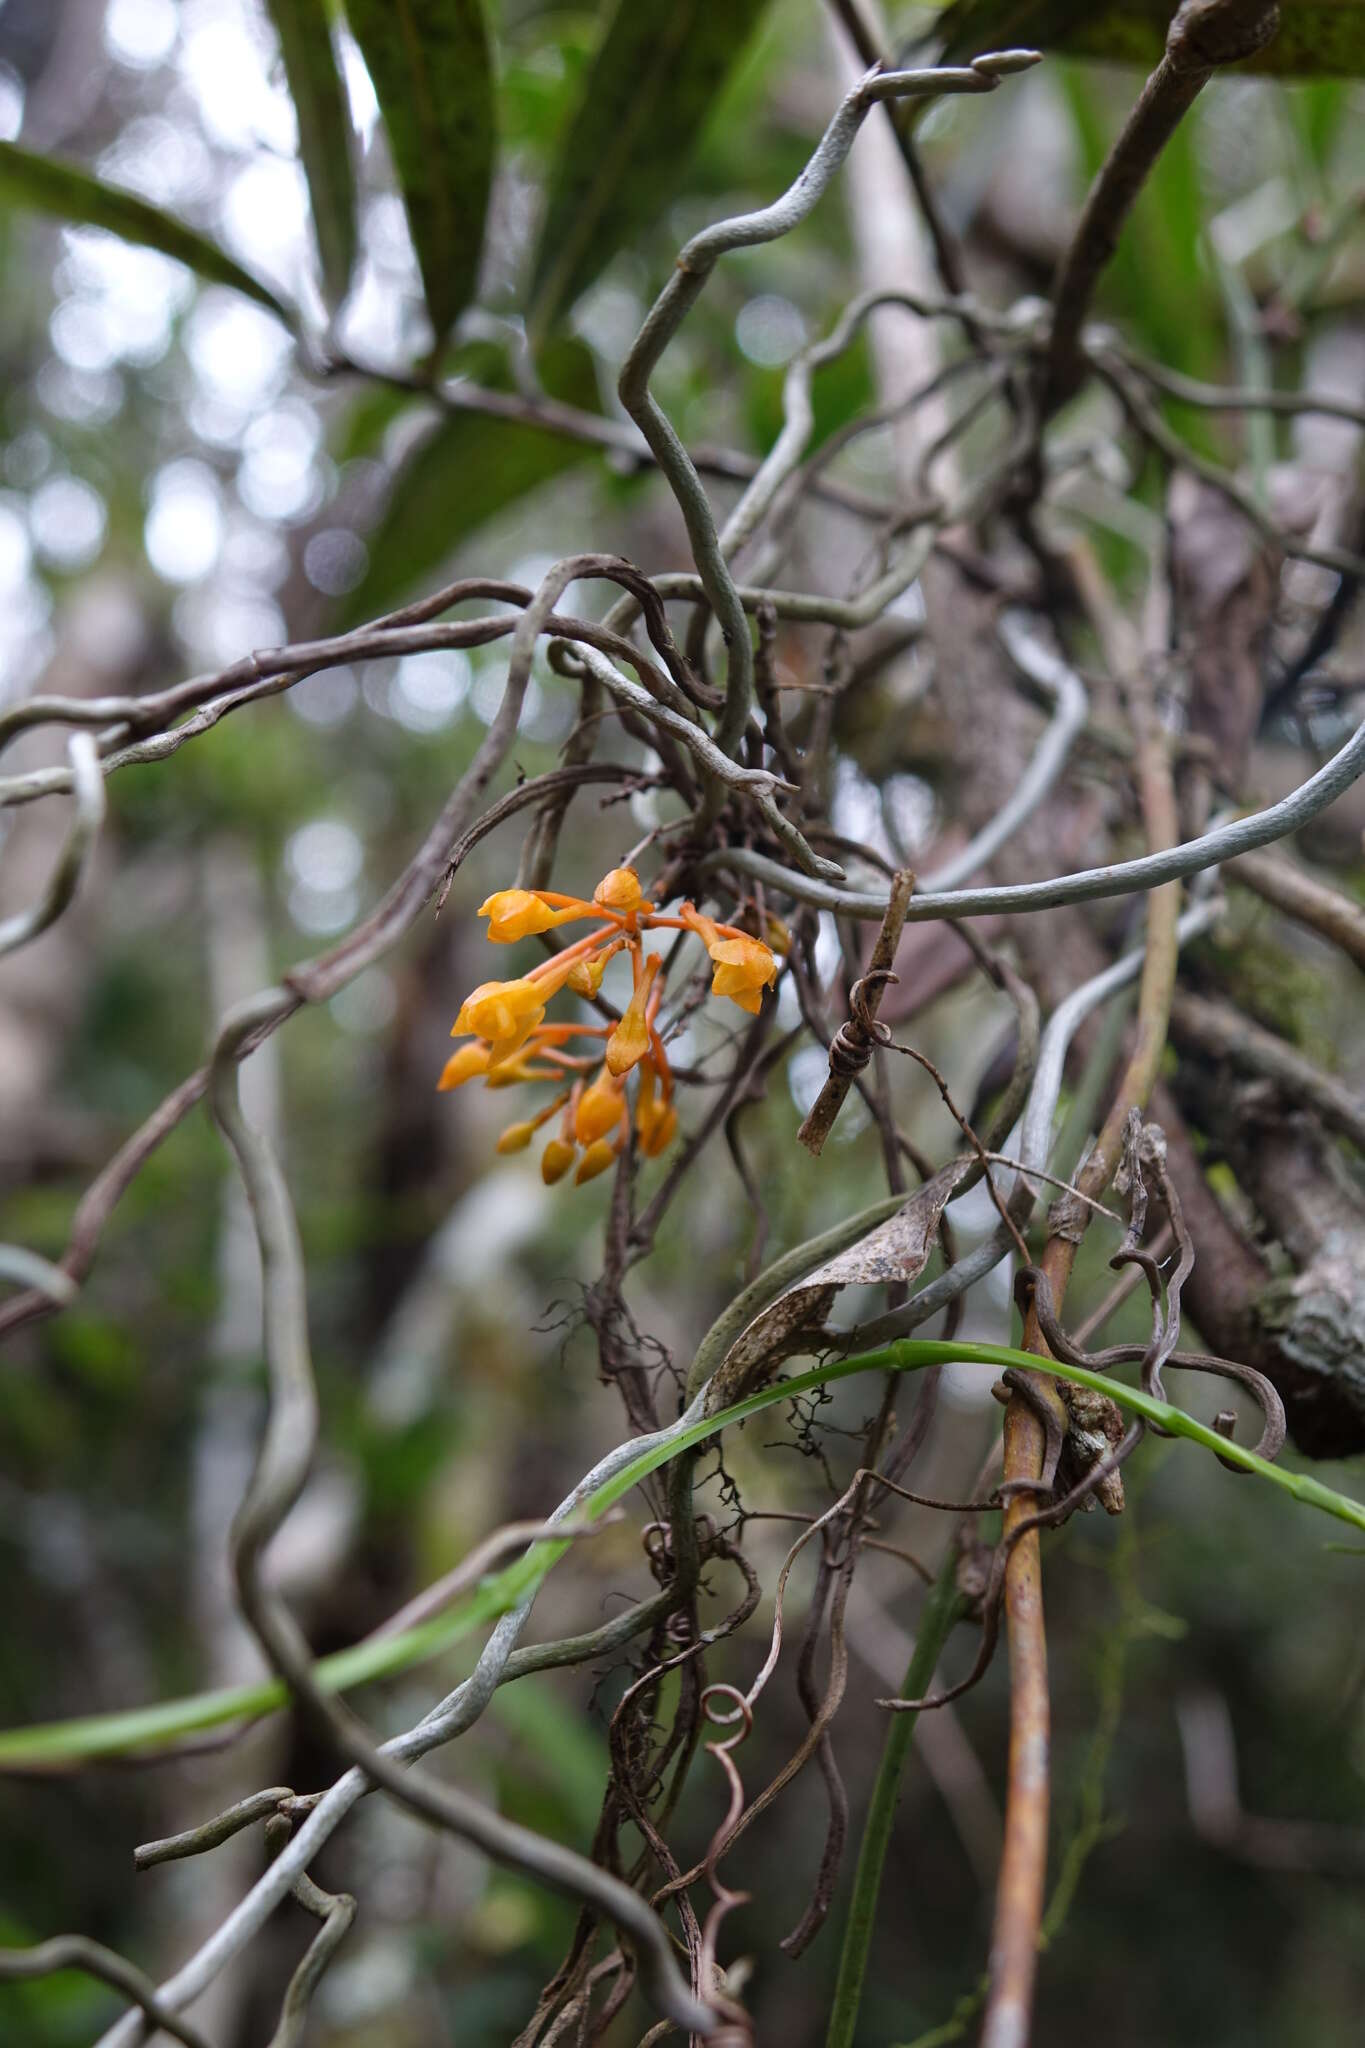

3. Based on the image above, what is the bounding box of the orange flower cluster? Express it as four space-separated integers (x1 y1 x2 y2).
438 866 779 1186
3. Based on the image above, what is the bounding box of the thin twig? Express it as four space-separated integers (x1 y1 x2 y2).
1044 0 1281 407
798 868 915 1152
1228 849 1365 975
618 51 1039 758
0 733 104 956
0 1939 211 2048
696 686 1365 921
982 648 1184 2048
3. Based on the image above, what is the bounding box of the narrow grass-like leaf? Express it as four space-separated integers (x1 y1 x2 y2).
266 0 358 309
342 0 494 347
527 0 773 339
2 1337 1358 1769
0 142 293 323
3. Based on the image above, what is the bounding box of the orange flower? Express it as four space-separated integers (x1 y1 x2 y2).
679 905 777 1014
575 1070 626 1145
452 952 582 1066
445 870 789 1166
594 866 648 914
605 954 660 1076
707 936 778 1015
478 889 579 943
574 1137 619 1185
437 1042 491 1091
452 978 547 1065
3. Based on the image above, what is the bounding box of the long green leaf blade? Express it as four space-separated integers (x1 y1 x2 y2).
266 0 359 309
527 0 773 340
2 1336 1359 1769
342 0 495 347
0 142 293 323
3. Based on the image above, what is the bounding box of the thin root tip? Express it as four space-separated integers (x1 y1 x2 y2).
973 48 1045 76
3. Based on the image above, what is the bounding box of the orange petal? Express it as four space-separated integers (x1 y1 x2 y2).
454 977 550 1066
709 936 778 1011
717 982 763 1015
709 936 777 986
437 1043 491 1091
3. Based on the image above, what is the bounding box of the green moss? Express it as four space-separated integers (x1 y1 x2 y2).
1189 930 1337 1068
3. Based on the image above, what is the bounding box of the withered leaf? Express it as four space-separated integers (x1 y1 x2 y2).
705 1160 971 1412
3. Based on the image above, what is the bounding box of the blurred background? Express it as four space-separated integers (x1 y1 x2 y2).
1 1 1364 2043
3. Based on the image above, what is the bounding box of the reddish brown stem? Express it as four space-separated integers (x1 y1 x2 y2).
983 640 1182 2046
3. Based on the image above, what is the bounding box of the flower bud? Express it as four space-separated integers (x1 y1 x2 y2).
640 1101 677 1157
634 1061 678 1158
593 866 646 913
575 1071 626 1145
567 949 611 996
541 1138 576 1185
478 889 571 943
574 1137 618 1184
605 954 660 1076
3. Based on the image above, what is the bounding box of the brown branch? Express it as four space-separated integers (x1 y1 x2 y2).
327 350 893 523
797 868 915 1153
1169 989 1365 1156
1044 0 1281 409
983 654 1183 2047
827 0 973 304
0 1939 211 2048
1228 850 1365 976
1176 1689 1365 1876
980 1403 1053 2048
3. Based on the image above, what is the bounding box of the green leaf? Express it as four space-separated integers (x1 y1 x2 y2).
932 0 1365 77
1 1333 1362 1768
340 334 602 619
527 0 774 339
0 142 293 324
265 0 359 309
341 0 495 347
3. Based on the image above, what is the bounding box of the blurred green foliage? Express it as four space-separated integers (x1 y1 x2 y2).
0 0 1363 2043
